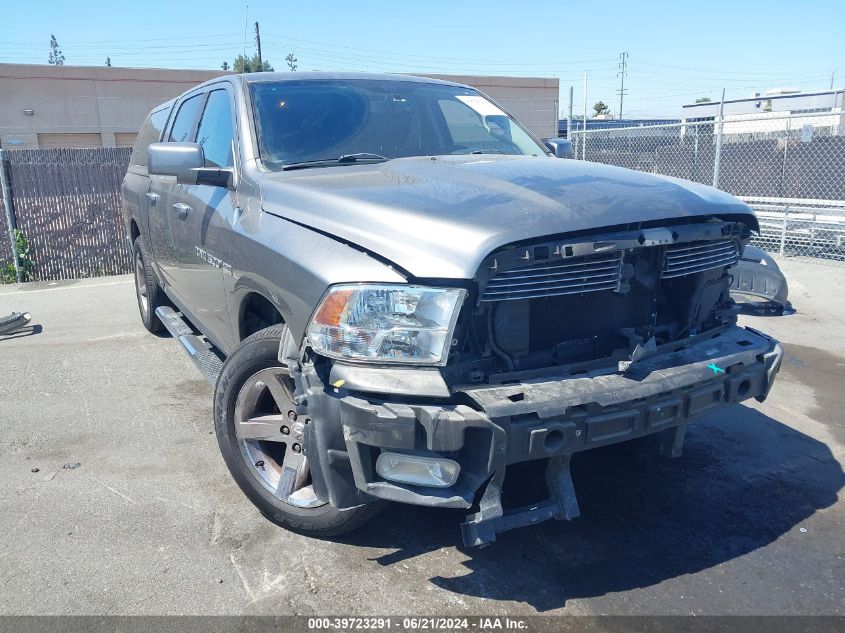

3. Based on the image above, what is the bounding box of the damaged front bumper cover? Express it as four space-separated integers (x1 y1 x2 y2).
296 325 783 547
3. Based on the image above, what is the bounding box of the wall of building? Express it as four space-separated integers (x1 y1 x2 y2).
0 64 227 149
0 64 559 149
423 74 559 139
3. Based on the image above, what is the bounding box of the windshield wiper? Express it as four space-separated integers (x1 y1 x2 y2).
282 153 390 171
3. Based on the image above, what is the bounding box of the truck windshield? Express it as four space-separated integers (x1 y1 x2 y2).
249 79 547 168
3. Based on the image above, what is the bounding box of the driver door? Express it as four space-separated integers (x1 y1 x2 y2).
168 86 238 350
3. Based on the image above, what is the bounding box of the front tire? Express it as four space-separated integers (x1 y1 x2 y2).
214 325 382 537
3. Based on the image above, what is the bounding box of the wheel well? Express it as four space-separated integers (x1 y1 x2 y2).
240 293 284 341
129 219 140 243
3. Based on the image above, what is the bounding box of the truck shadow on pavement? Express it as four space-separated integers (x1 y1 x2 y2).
0 323 42 341
338 405 844 611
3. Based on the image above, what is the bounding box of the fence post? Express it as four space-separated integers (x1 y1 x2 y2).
779 116 792 197
0 148 21 283
692 123 700 181
810 212 816 252
712 88 726 188
779 206 789 257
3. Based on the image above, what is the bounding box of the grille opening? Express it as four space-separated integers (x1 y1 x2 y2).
662 239 738 279
481 251 623 302
451 227 748 386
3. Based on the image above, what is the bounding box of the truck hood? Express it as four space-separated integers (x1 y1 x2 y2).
259 155 757 279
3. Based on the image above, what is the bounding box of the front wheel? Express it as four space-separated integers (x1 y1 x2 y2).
214 324 382 537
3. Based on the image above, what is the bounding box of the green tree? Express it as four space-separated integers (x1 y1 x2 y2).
592 101 610 117
285 53 298 71
105 56 111 67
221 61 230 70
48 34 65 65
232 54 274 73
695 97 712 103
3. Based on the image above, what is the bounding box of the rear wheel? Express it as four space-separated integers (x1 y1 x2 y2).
133 236 165 333
214 325 382 537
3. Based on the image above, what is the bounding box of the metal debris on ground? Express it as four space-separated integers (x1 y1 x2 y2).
0 312 32 336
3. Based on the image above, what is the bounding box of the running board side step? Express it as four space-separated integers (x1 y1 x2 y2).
155 306 223 386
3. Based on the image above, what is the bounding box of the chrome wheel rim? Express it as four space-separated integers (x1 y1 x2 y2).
234 367 325 508
134 251 149 318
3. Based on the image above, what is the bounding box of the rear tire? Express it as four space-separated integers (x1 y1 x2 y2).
214 324 382 537
133 236 165 333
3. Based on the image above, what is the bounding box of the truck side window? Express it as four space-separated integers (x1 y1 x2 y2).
168 94 204 143
196 90 235 168
130 106 171 167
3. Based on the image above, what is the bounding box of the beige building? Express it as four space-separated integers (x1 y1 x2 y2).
424 74 559 141
0 63 559 150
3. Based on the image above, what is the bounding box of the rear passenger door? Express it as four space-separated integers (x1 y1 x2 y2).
149 93 205 289
124 104 171 267
168 87 239 350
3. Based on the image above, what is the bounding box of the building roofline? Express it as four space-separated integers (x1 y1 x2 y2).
682 88 844 108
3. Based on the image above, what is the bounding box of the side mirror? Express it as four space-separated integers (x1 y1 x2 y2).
543 138 574 159
148 143 204 183
148 142 234 188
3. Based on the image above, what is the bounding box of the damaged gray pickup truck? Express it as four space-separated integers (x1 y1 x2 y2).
122 72 783 546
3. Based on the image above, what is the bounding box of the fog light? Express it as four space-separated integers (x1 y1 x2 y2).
375 452 460 488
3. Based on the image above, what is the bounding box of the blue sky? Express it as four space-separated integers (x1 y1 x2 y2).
1 0 843 118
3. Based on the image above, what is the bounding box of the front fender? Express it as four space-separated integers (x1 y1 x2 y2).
222 208 406 347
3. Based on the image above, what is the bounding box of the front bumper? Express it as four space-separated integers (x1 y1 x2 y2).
298 325 783 546
730 258 791 314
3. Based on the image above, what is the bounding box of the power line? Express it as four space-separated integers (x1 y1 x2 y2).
262 32 618 67
1 33 242 46
635 59 818 76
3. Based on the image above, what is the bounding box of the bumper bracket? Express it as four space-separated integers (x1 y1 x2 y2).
460 454 581 548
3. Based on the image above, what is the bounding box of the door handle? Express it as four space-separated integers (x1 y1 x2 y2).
145 192 159 204
172 202 191 218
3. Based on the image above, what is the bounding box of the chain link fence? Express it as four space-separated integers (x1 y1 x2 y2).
2 111 844 282
571 111 845 262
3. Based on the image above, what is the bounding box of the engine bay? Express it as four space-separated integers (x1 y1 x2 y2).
444 218 752 385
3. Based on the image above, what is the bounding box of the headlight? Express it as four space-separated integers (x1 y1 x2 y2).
306 284 466 365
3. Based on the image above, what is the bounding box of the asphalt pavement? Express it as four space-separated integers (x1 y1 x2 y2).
0 259 843 615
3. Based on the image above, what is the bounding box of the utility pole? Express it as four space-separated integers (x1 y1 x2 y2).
254 21 262 67
617 51 628 120
831 70 837 90
582 72 588 159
